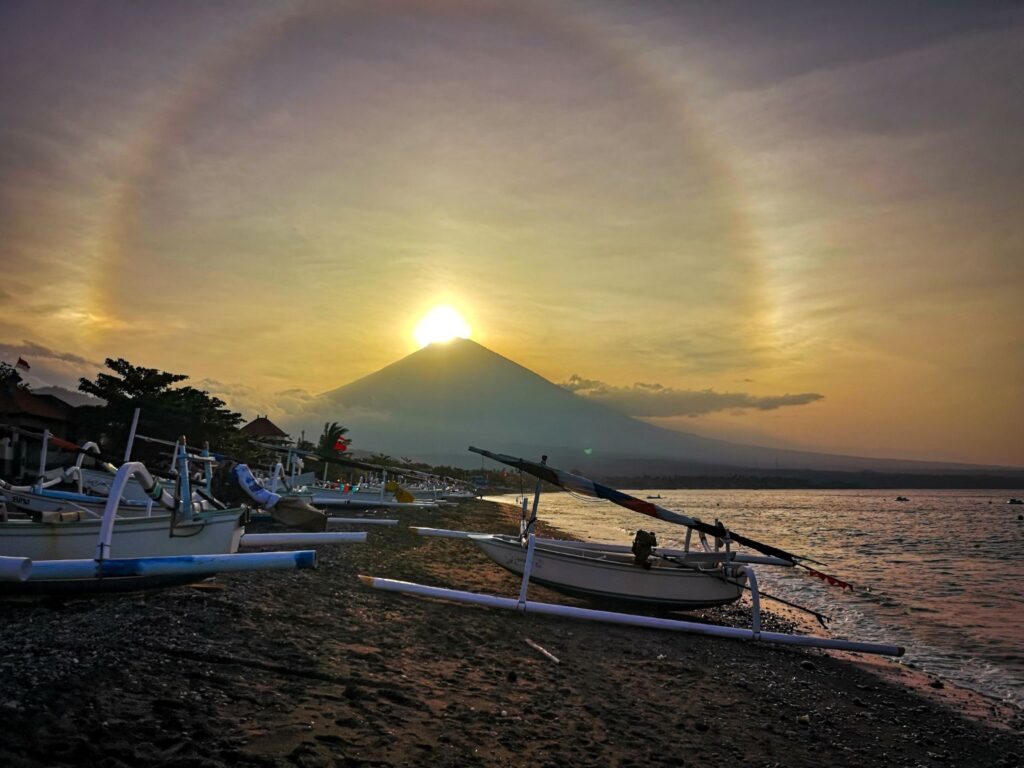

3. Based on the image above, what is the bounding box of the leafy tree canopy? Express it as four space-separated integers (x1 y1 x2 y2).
317 422 351 459
313 421 351 481
77 358 245 462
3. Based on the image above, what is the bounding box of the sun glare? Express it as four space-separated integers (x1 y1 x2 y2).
414 305 472 348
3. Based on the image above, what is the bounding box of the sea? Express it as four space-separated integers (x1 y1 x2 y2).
486 488 1024 710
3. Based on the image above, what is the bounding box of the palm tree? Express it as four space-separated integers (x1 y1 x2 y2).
316 422 350 481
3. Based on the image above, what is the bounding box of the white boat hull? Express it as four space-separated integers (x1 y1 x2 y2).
0 509 243 562
346 486 441 502
309 495 434 511
471 535 745 609
1 486 156 517
296 487 438 510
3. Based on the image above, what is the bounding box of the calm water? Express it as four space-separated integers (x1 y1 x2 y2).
488 489 1024 709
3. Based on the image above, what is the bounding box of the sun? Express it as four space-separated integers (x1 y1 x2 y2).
413 305 472 348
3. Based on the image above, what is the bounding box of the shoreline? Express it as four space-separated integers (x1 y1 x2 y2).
486 497 1023 731
0 498 1021 767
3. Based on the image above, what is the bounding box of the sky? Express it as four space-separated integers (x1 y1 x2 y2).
1 0 1022 467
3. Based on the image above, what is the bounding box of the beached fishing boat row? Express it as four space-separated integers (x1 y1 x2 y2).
0 427 376 593
252 441 474 509
0 423 905 657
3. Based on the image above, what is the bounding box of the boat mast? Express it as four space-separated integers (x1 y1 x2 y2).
123 407 141 462
34 429 49 493
175 438 193 522
521 455 546 540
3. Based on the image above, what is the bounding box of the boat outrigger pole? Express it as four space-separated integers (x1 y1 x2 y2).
468 446 852 590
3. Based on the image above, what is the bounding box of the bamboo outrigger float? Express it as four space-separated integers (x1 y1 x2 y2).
360 446 905 657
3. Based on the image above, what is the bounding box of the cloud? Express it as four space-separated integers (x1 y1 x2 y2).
194 381 390 438
561 374 823 417
195 378 322 422
0 340 104 391
0 340 102 369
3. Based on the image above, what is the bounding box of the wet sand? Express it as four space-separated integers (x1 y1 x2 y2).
1 499 1021 767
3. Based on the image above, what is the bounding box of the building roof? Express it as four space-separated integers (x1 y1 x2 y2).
240 415 289 439
0 386 76 422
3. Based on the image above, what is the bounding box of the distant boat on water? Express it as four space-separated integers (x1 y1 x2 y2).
1009 498 1023 505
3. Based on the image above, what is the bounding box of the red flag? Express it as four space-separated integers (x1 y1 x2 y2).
806 567 853 591
333 437 348 452
15 357 30 372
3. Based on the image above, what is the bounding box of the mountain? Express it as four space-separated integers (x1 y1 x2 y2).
33 386 103 408
289 339 1001 474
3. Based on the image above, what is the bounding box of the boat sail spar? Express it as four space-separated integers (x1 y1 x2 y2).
467 446 852 590
361 446 903 657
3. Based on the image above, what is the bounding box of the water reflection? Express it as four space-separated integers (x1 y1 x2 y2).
488 489 1024 708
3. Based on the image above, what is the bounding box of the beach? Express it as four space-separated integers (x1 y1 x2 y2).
1 498 1021 768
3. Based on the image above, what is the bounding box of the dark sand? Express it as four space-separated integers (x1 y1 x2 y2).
1 499 1021 767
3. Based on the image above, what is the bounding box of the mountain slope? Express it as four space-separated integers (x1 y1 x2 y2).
291 339 996 472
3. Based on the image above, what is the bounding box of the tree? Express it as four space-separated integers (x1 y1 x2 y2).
77 358 245 463
427 465 470 481
315 421 351 481
0 362 29 391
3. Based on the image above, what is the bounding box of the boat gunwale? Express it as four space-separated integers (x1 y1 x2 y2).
471 534 746 591
472 533 740 577
0 507 244 533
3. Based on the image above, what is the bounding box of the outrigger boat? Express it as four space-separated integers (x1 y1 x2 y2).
361 447 905 657
0 440 367 594
465 534 744 609
0 437 157 518
109 430 402 526
254 443 442 513
0 429 327 532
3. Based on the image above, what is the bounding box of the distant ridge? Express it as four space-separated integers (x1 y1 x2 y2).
290 339 1014 473
33 386 103 408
